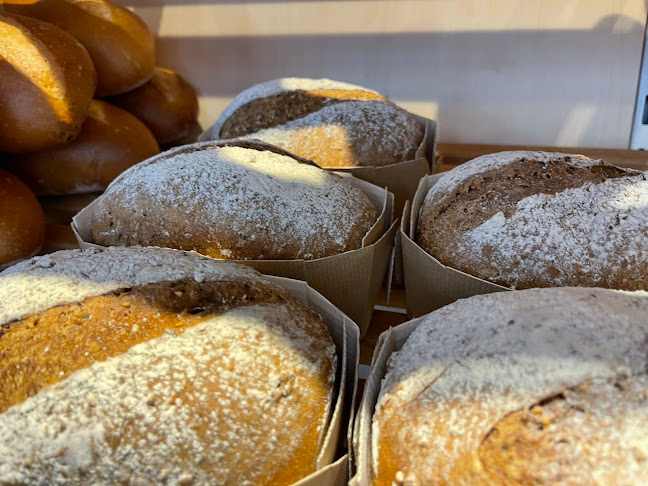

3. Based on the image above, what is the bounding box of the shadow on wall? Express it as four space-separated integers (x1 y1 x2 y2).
130 6 645 149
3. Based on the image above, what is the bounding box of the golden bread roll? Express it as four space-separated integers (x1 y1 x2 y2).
89 140 378 260
0 168 44 268
418 151 648 290
200 77 424 168
107 67 199 145
3 0 155 96
0 13 95 153
2 100 160 195
0 246 336 485
372 288 648 485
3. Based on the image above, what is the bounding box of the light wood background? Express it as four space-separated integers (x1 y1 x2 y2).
118 0 647 149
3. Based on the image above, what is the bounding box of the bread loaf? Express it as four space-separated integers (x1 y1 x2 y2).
0 169 44 268
89 140 378 260
0 246 336 485
0 13 95 153
3 0 155 96
2 100 160 195
372 288 648 485
200 77 424 168
418 151 648 290
107 67 199 145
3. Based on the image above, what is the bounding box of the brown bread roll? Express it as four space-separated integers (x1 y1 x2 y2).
89 140 378 260
200 77 424 168
107 67 199 145
3 0 155 96
418 151 648 290
0 169 44 268
2 100 160 195
0 13 95 153
372 288 648 485
0 246 336 485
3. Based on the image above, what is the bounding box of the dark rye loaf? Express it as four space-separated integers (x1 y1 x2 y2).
418 151 648 290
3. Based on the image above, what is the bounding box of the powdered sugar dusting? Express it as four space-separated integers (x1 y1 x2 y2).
459 173 648 288
91 144 376 259
201 77 376 140
0 246 266 326
424 151 602 210
372 288 648 483
0 302 336 484
244 100 422 167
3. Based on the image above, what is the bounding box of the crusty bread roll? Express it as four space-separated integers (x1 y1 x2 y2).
200 77 424 168
0 13 95 153
372 288 648 485
418 151 648 290
3 0 155 96
0 246 336 485
0 168 44 268
107 67 199 145
2 100 160 195
89 140 378 260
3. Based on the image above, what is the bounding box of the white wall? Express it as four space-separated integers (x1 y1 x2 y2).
123 0 647 148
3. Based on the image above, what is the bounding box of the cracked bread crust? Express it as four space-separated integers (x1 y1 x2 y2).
371 288 648 485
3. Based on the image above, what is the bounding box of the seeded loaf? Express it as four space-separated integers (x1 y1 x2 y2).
90 140 378 260
372 287 648 485
418 151 648 290
0 246 337 485
200 77 424 168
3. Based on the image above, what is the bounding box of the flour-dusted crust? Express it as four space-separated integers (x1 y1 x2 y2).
0 247 337 485
418 151 648 289
203 77 378 139
90 141 377 260
372 288 648 485
247 100 424 168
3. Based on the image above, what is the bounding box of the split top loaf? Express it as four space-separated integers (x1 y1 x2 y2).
418 150 648 290
0 246 336 485
89 140 378 260
200 77 425 168
371 287 648 485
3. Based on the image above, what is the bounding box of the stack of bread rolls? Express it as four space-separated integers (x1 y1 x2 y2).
0 0 201 197
0 246 337 485
200 77 424 169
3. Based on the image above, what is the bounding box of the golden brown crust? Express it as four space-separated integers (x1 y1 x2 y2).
0 247 336 485
107 67 199 144
2 100 160 195
220 88 385 139
418 153 648 289
0 13 96 152
0 169 44 266
4 0 155 96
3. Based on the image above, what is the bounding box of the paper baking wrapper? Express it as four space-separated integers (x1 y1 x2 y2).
400 173 509 317
266 276 359 486
349 317 423 485
72 164 395 336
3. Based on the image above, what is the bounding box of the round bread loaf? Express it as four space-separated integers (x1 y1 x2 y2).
372 287 648 485
0 13 96 153
0 169 44 268
418 151 648 290
89 140 378 260
0 246 336 485
3 0 155 96
107 67 200 145
2 100 160 195
200 77 424 168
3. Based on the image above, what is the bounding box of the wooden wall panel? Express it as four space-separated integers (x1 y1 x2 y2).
120 1 646 149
